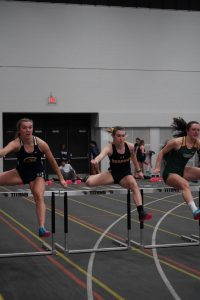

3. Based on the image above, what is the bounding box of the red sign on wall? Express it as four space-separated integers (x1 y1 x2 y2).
48 94 57 104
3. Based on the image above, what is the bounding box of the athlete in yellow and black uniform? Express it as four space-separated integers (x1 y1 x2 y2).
85 126 152 222
154 117 200 220
0 118 67 237
16 136 45 184
109 142 132 183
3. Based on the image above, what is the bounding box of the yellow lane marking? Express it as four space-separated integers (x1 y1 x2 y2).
1 186 200 295
0 208 125 300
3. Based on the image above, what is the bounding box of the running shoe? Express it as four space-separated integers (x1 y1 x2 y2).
39 227 51 238
193 208 200 220
139 211 152 222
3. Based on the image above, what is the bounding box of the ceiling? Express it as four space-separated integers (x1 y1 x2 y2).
4 0 200 12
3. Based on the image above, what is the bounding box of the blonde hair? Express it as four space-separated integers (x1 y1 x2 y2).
105 126 126 136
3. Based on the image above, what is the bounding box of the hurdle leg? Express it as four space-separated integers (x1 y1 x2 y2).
181 187 200 244
117 189 132 248
43 191 56 253
126 189 131 247
142 190 200 249
54 192 69 254
130 188 200 249
55 189 130 254
130 189 145 248
0 191 56 258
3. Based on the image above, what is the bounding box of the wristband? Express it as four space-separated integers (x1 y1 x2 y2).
136 169 141 173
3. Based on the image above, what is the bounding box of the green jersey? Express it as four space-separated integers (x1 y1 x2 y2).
162 136 198 182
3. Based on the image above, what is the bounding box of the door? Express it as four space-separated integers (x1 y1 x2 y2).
45 127 68 175
3 129 17 171
68 127 90 174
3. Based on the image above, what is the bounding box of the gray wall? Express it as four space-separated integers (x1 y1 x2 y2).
0 1 200 170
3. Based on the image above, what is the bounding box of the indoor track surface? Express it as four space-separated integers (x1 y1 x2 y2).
0 179 200 300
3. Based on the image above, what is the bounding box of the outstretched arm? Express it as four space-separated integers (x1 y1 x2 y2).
90 144 111 167
0 139 19 158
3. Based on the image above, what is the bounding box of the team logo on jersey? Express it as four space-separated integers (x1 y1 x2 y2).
111 158 130 163
23 157 37 163
183 152 195 158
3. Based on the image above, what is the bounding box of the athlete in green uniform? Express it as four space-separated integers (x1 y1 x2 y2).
154 117 200 220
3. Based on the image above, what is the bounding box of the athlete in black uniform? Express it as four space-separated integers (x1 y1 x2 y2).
154 117 200 220
15 136 45 184
0 118 67 237
85 126 152 222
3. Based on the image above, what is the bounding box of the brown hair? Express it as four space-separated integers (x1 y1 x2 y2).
171 117 199 137
16 118 33 137
106 126 126 136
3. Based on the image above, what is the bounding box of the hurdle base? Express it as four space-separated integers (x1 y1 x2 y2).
181 235 200 243
130 235 200 249
0 250 53 258
0 239 55 258
55 239 129 254
42 241 56 254
191 234 200 240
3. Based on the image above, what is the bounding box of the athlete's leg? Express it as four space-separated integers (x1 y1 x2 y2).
119 175 152 221
120 175 142 206
166 173 194 205
0 169 23 185
183 166 200 181
166 172 200 219
86 171 114 187
29 177 50 236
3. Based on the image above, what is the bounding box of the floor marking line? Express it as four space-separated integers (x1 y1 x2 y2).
152 202 185 300
0 211 104 300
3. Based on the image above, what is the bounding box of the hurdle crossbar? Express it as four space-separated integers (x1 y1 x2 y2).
54 189 131 254
130 185 200 249
0 191 57 258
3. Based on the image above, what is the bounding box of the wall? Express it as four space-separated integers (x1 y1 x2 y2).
0 1 200 170
0 2 200 123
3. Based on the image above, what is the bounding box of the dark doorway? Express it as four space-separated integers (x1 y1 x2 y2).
3 113 93 176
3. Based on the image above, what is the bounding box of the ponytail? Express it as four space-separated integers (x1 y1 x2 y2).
105 126 125 136
171 117 199 137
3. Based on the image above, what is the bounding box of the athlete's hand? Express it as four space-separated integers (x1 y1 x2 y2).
91 159 98 166
153 168 160 175
137 171 144 179
60 178 67 188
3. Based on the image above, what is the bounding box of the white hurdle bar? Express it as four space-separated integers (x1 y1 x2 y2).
0 191 58 258
54 189 131 254
130 185 200 249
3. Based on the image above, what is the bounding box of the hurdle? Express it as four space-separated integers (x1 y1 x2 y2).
55 188 131 254
0 191 57 258
130 185 200 249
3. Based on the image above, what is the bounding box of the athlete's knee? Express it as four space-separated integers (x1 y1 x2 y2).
129 182 139 193
180 180 190 190
32 191 44 203
85 176 93 187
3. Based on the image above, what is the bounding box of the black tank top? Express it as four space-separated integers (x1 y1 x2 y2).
15 136 44 174
109 143 131 172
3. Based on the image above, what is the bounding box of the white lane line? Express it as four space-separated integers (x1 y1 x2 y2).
86 211 128 300
86 196 168 299
152 202 184 300
86 193 182 300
